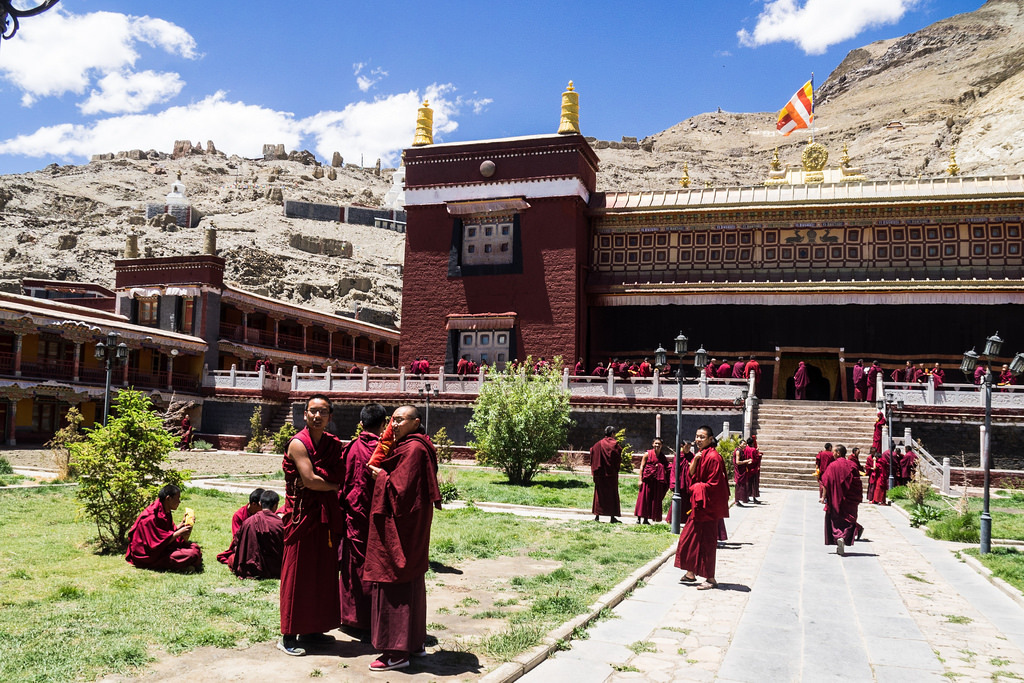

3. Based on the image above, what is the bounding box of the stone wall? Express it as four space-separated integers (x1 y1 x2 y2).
901 421 1024 469
288 233 352 257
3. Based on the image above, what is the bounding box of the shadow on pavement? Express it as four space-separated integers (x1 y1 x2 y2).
714 582 751 592
429 560 464 575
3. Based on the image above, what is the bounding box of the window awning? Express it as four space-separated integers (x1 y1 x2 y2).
446 312 517 331
446 198 530 216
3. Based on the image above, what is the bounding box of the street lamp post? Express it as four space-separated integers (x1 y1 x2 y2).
882 393 905 491
1 0 60 42
93 331 128 426
960 332 1024 554
418 382 439 434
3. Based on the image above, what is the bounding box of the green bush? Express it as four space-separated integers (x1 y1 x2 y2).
909 504 942 528
927 512 980 543
467 356 573 485
438 471 459 504
717 434 744 481
0 456 13 475
271 423 297 454
245 407 269 453
615 429 635 473
191 439 214 451
888 485 908 500
70 389 190 552
433 427 454 464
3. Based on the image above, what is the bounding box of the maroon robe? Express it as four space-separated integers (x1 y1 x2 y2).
592 364 608 377
574 361 585 376
747 446 762 499
216 504 250 565
675 446 730 579
822 457 863 546
794 362 809 400
716 362 731 378
732 361 746 379
590 436 622 517
233 509 284 579
931 369 945 387
634 449 670 521
815 449 835 498
339 430 379 630
853 363 867 401
866 364 881 402
279 428 344 636
872 414 886 451
364 431 441 654
865 455 876 500
125 498 202 571
732 447 749 504
901 450 919 482
871 451 891 504
975 365 987 384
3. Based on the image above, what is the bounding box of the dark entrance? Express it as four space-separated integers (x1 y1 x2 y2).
777 350 841 400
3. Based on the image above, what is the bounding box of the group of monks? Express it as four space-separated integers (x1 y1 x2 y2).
125 396 440 673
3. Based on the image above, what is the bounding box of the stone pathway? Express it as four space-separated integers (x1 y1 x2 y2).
522 489 1024 682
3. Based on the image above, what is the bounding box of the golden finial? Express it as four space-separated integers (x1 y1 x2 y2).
557 81 580 135
176 170 182 180
947 148 960 176
769 147 782 171
841 143 851 165
678 163 691 188
412 99 433 147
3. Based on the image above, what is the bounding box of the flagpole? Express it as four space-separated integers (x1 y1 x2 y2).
810 72 815 143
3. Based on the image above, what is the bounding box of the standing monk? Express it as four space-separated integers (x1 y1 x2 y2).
852 359 867 402
590 426 623 523
732 439 753 506
675 426 730 590
794 361 810 400
821 445 863 556
732 358 746 379
179 414 194 450
125 484 202 572
278 394 344 656
364 405 442 672
815 443 835 503
871 449 891 505
866 361 882 403
744 356 761 392
217 488 265 566
872 411 886 452
747 437 762 503
634 437 670 524
339 403 386 637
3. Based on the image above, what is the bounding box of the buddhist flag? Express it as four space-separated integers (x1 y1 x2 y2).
777 80 813 136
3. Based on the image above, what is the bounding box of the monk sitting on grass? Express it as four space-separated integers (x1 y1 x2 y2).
125 484 202 572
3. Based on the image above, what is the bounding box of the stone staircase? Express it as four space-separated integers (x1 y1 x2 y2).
266 403 295 434
754 400 878 490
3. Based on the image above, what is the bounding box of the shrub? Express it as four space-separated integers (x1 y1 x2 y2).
717 434 744 481
47 407 86 479
191 439 214 451
438 471 459 504
70 389 190 553
467 355 573 485
927 512 979 543
887 485 908 500
615 429 635 473
906 469 934 506
0 456 12 475
246 407 269 453
271 423 297 454
433 427 454 464
909 504 943 528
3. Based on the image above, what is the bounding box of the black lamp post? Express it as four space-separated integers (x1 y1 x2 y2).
656 332 690 534
94 331 128 426
418 382 439 434
2 0 60 42
960 332 1024 554
883 393 905 491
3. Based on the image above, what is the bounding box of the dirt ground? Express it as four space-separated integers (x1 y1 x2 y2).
1 448 284 478
97 555 562 682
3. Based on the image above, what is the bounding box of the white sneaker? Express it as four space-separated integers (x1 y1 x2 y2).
836 538 846 557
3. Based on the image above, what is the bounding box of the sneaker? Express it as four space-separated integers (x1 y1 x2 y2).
412 648 429 658
277 637 306 657
609 517 622 524
836 538 846 557
369 653 410 671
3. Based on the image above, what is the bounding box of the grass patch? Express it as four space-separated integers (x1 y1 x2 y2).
479 623 546 662
993 658 1012 667
612 664 640 673
964 547 1024 593
0 474 29 486
896 496 1024 541
628 640 657 654
661 625 691 634
441 466 642 511
945 614 973 624
904 572 932 583
426 622 448 631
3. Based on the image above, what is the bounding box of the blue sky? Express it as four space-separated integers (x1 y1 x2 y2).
0 0 981 175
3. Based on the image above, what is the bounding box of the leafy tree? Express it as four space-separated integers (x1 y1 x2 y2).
246 406 269 453
70 389 189 552
717 433 744 481
615 428 636 473
272 423 298 454
467 356 573 485
433 427 454 464
47 406 86 480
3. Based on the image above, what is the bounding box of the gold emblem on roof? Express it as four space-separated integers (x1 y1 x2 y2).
557 81 580 135
412 100 433 147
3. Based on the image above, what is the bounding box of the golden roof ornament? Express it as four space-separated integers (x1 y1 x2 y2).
801 142 828 184
412 100 433 147
947 148 960 176
764 147 788 186
839 142 866 182
557 81 580 135
678 163 690 188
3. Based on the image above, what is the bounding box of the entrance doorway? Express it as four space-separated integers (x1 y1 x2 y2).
776 349 842 400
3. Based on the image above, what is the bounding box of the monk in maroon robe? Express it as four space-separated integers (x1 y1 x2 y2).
278 395 344 657
732 439 754 506
747 440 762 502
865 447 877 501
716 360 731 378
339 403 386 634
815 443 835 502
852 359 867 402
871 450 891 504
634 438 670 524
592 362 608 377
732 359 746 379
794 361 810 400
364 405 441 672
821 445 863 555
975 365 988 385
125 484 202 572
866 361 881 402
217 488 264 566
999 364 1016 386
744 356 761 392
872 412 886 451
675 426 730 590
901 449 919 484
590 427 622 523
931 363 945 387
233 489 284 579
574 358 585 376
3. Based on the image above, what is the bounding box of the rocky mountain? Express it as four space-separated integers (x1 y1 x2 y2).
1 0 1022 324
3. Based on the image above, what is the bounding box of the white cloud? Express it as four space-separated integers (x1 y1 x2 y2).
79 70 186 115
737 0 920 55
0 8 197 103
354 64 389 92
0 84 482 168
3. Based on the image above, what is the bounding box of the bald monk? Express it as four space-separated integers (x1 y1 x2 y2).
278 394 344 657
634 437 670 524
217 488 265 566
815 443 835 503
125 484 202 572
676 425 730 590
339 402 387 636
821 445 863 556
233 489 284 579
590 426 623 523
364 405 442 672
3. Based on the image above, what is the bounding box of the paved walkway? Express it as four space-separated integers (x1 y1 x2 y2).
521 489 1024 682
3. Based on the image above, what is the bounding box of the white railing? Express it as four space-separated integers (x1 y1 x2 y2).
881 378 1024 408
890 427 945 491
202 365 292 392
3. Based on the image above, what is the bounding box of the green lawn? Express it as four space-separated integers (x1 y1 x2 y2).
443 466 641 510
964 547 1024 594
0 484 675 680
0 473 29 486
893 489 1024 542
